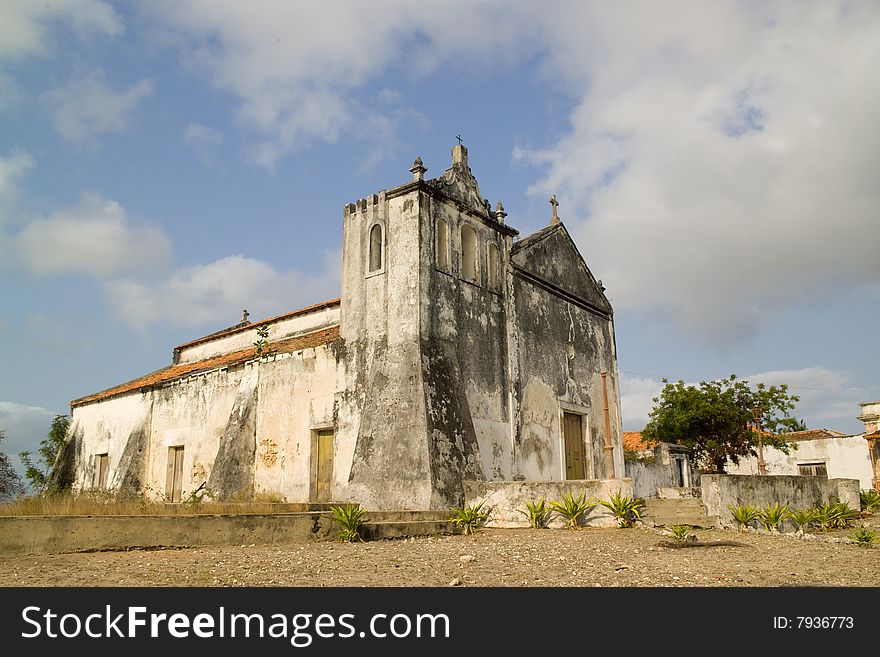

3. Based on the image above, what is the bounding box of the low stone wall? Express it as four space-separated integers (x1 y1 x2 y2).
463 479 633 528
0 512 336 555
701 474 860 528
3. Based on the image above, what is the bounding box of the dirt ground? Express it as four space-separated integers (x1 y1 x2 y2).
2 517 878 587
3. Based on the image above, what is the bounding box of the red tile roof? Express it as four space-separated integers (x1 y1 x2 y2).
72 325 340 408
174 298 340 352
623 431 657 451
783 428 848 442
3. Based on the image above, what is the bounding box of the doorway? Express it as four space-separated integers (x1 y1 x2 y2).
165 446 185 503
312 429 334 503
562 412 586 480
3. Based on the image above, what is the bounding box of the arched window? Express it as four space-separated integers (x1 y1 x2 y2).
487 242 500 289
368 223 383 272
436 218 449 269
461 224 477 282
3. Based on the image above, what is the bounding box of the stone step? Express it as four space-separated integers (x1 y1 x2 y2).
359 520 458 541
644 499 706 511
642 506 711 518
642 514 720 529
363 510 452 523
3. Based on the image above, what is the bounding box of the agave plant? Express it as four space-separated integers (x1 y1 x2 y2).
449 503 489 536
850 527 877 548
518 497 552 529
598 491 645 528
859 489 880 514
329 503 366 542
549 492 597 529
759 502 789 532
788 508 815 533
812 503 837 531
668 524 691 543
830 500 858 529
728 504 761 531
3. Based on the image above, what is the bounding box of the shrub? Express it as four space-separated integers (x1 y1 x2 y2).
449 503 488 536
812 503 837 531
549 492 597 529
668 525 691 543
728 504 761 531
788 509 815 533
860 489 880 514
518 497 552 529
759 502 789 532
850 527 877 548
598 491 645 528
329 504 366 542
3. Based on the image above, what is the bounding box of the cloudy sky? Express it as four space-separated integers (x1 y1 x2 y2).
1 1 878 475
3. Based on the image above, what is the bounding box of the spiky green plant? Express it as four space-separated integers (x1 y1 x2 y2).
812 503 837 531
449 502 488 536
850 527 877 548
788 508 815 533
728 504 761 531
549 492 597 529
668 524 691 543
597 491 645 528
329 504 366 542
859 489 880 514
759 502 789 532
830 500 858 529
518 497 552 529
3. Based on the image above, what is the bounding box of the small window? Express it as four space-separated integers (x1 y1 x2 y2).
461 224 477 282
94 453 109 489
368 223 383 272
487 242 500 289
798 462 827 477
436 218 449 269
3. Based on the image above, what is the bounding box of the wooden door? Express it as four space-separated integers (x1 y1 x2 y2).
95 454 109 489
166 446 185 503
563 412 585 480
315 430 334 503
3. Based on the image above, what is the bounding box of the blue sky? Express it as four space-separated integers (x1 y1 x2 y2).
1 1 878 476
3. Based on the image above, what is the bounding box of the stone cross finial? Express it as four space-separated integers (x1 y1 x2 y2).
241 309 250 323
456 134 463 146
549 195 560 225
410 156 427 182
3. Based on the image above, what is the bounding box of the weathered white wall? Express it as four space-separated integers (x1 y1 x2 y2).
71 391 152 490
727 435 874 490
177 305 340 363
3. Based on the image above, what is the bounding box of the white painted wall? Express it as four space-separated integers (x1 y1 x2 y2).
727 435 874 490
177 305 340 364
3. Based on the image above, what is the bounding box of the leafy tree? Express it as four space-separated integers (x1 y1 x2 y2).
642 375 802 474
19 414 70 494
0 428 25 501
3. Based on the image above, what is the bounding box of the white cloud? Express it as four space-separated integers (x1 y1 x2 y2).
184 123 223 147
0 401 57 477
13 193 171 278
747 367 866 431
0 150 34 217
45 71 154 142
105 251 341 330
142 1 533 168
619 373 665 431
515 2 880 345
0 0 121 60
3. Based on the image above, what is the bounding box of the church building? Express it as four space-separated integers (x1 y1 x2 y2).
63 144 624 510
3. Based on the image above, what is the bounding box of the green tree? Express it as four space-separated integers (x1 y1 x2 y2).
0 428 25 501
19 414 70 493
642 375 802 474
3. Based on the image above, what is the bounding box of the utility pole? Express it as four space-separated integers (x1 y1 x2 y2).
755 404 767 475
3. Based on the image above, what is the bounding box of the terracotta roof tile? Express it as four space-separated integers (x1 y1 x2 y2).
623 431 657 451
174 298 340 352
783 428 848 442
72 325 340 408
